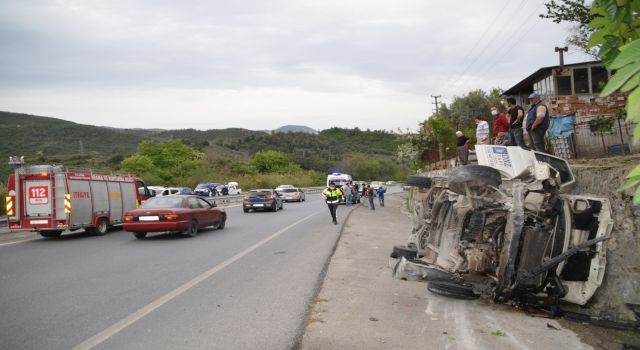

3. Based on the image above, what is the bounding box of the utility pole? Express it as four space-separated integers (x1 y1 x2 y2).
555 46 568 68
431 95 441 115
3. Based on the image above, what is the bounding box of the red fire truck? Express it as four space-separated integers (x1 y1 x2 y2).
5 164 152 238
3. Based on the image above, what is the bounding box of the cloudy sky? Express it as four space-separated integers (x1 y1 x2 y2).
0 0 592 132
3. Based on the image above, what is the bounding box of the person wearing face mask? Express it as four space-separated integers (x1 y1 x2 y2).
322 182 343 224
491 106 509 145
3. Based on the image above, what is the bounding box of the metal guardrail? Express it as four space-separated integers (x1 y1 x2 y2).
0 215 9 233
206 187 326 207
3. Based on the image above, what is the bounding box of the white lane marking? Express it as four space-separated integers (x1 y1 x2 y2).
71 212 319 350
0 238 38 247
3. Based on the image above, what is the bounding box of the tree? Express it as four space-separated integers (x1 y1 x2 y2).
251 150 301 174
448 89 493 130
540 0 599 58
120 140 207 185
588 0 640 203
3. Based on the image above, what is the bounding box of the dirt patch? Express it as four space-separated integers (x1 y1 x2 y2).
559 318 640 350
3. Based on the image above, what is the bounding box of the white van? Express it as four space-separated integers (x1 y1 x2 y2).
227 182 242 195
326 173 352 188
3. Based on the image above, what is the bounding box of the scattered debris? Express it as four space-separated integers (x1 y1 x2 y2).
546 323 561 330
369 317 379 322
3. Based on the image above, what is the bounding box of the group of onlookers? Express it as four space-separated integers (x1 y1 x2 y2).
457 92 550 165
322 181 387 224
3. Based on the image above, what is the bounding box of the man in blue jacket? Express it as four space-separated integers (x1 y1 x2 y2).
525 92 549 152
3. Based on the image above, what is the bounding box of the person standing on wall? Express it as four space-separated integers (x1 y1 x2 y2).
322 182 342 224
525 92 550 152
506 96 526 147
475 115 490 145
456 131 470 165
491 106 509 145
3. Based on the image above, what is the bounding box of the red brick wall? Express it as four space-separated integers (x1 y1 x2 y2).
546 92 628 117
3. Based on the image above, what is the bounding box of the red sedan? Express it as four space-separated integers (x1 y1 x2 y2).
123 195 226 239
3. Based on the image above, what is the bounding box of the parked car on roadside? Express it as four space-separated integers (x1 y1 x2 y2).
145 186 166 197
123 195 226 239
275 185 295 191
157 187 193 197
243 189 284 212
278 188 306 202
226 181 242 195
194 183 221 197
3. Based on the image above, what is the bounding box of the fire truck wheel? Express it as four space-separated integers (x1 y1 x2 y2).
40 230 63 238
134 232 147 239
184 220 198 237
95 218 109 236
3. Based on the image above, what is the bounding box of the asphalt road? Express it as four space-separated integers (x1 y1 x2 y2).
0 191 367 350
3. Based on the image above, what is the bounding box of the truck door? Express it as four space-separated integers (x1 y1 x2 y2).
23 180 52 219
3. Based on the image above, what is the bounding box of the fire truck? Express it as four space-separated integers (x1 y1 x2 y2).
5 163 152 238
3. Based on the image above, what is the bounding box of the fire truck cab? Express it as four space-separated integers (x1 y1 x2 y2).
6 164 151 238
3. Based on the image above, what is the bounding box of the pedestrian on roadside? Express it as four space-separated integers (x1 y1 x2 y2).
525 92 550 152
455 131 470 165
505 96 526 147
322 182 342 225
491 106 509 145
376 186 386 207
475 115 490 145
366 185 375 210
344 183 353 206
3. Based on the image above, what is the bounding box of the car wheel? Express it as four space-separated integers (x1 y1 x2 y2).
39 230 63 238
134 232 147 239
390 245 418 259
216 215 226 229
427 280 479 300
184 220 198 237
243 208 249 213
406 175 432 188
447 165 501 196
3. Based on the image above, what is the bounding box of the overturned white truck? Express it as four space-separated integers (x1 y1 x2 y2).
394 145 613 308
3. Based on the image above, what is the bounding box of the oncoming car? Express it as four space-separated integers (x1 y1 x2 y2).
393 145 612 310
123 195 226 239
278 188 306 202
243 189 284 212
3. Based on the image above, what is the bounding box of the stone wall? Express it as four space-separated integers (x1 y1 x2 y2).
564 155 640 323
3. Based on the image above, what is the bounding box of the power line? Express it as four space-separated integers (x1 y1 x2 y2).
441 0 533 98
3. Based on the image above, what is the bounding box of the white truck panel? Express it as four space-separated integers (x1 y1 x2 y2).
107 181 123 223
91 181 109 214
23 180 52 218
55 174 67 221
68 179 93 228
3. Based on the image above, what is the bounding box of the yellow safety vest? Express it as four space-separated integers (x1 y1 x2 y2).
322 188 342 204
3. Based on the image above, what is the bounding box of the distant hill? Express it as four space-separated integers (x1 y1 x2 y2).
0 111 402 181
272 125 318 134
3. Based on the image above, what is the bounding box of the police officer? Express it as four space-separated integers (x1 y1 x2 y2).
322 182 342 224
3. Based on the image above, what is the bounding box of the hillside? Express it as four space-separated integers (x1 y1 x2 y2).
0 111 402 181
273 125 318 134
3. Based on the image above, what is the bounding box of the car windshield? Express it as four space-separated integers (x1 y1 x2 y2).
248 190 272 197
280 189 298 193
195 184 211 189
140 197 184 208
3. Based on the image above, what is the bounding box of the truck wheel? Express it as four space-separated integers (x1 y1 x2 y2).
390 245 418 259
184 220 198 237
94 218 109 236
406 175 432 188
447 165 501 196
134 232 147 239
40 230 63 238
427 281 479 300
